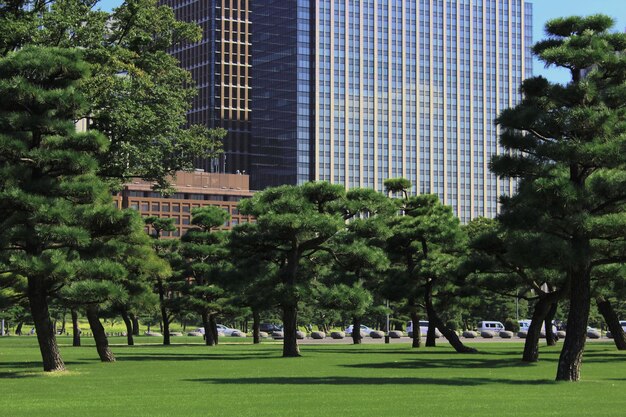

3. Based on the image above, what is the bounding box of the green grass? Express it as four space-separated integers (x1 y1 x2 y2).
1 336 624 417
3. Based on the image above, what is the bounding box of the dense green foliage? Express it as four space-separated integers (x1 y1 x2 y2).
492 15 626 380
179 206 231 345
0 0 226 189
0 45 145 370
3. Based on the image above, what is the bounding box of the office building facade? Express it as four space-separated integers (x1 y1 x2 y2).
252 0 533 221
115 171 255 238
161 0 252 175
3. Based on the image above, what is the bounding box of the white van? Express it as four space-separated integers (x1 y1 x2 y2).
620 320 626 332
406 320 429 336
406 320 442 337
477 321 505 334
518 320 557 334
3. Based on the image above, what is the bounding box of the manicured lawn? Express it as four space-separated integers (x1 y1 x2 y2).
0 336 624 417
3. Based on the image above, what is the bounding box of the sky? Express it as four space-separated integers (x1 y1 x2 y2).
532 0 626 83
97 0 626 83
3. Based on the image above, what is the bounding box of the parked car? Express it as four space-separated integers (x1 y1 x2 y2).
193 324 240 336
344 325 374 336
216 324 239 336
518 319 557 334
406 320 442 337
259 323 282 333
406 320 429 336
477 321 505 334
620 321 626 332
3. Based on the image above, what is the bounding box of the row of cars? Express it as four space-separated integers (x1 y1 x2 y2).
475 320 626 336
191 323 282 337
345 320 626 337
187 320 626 338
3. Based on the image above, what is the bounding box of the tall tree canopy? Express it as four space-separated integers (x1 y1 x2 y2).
0 0 226 189
0 46 139 371
492 15 626 381
231 183 388 357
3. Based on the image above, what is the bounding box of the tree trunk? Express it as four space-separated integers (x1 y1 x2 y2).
523 294 556 362
120 310 134 346
556 266 590 381
202 311 215 346
425 282 477 353
85 305 115 363
545 301 558 346
410 310 421 348
282 304 300 357
352 316 362 345
27 277 65 372
209 314 219 345
71 309 81 347
60 312 66 335
15 321 23 336
130 313 139 336
157 280 170 345
426 321 437 347
597 297 626 350
252 309 260 344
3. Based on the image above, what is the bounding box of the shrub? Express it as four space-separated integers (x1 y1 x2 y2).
446 320 461 331
504 318 520 332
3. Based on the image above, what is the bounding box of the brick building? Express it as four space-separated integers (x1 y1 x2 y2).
115 171 255 238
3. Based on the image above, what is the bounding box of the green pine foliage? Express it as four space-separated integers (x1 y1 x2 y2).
0 0 226 190
179 206 232 345
491 15 626 380
0 45 142 370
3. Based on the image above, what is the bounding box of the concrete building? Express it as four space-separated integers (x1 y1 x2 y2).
162 0 532 222
116 171 255 238
251 0 533 221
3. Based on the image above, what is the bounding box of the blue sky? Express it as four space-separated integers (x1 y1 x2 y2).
98 0 625 83
532 0 626 82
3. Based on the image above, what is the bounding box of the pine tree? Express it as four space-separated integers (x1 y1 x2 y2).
179 206 231 346
144 216 177 345
466 217 566 361
231 183 386 357
0 0 226 189
492 15 626 381
0 46 137 371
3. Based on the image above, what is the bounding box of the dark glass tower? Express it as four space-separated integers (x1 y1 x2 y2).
249 0 314 189
161 0 251 176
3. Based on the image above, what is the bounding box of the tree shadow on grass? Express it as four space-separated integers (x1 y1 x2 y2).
0 361 91 379
341 356 530 370
184 376 555 386
0 371 41 379
114 351 280 362
303 346 418 354
302 347 488 356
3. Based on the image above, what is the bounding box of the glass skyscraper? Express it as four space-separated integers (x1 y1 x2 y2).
252 0 533 221
162 0 252 175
